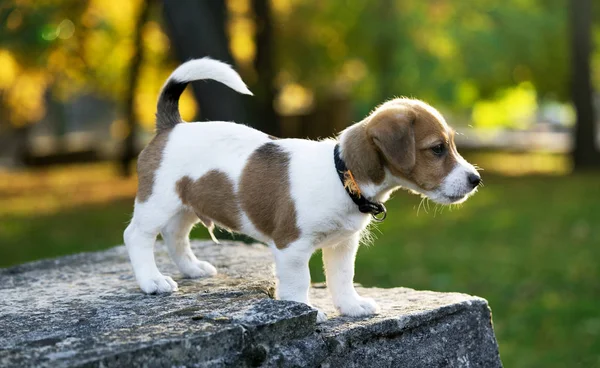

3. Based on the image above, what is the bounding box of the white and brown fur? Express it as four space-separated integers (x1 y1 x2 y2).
124 58 481 322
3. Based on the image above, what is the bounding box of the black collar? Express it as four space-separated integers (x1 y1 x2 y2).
333 144 387 222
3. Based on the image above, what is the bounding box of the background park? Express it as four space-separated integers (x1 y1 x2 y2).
0 0 599 366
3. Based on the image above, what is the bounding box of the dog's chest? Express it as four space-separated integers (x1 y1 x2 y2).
311 212 370 248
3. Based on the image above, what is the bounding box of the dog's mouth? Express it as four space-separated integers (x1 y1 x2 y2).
434 194 467 205
405 177 479 206
425 190 476 205
443 188 480 204
446 195 465 202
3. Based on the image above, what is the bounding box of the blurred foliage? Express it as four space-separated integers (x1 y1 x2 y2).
273 0 585 118
472 82 538 129
0 0 196 131
0 0 598 131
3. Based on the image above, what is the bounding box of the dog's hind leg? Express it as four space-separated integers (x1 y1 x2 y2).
124 201 179 294
162 210 218 278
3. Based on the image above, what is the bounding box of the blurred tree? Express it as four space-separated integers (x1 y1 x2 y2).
570 0 600 169
121 0 151 177
376 0 396 102
162 0 248 124
0 0 196 166
0 1 88 164
251 0 279 136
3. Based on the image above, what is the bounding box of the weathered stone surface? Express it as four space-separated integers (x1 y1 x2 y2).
0 241 502 367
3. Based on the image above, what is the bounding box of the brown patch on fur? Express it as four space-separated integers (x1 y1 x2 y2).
267 135 279 140
367 106 417 176
340 122 385 185
136 132 170 202
380 100 458 190
239 143 300 249
399 101 458 190
176 171 241 231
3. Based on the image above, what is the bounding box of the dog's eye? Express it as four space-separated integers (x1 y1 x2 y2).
431 144 445 156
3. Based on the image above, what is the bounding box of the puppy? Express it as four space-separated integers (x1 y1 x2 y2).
124 58 481 322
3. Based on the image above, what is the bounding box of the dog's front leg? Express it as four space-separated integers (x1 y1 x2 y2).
323 234 380 317
272 241 327 322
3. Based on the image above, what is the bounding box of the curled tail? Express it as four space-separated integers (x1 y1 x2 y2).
156 58 252 133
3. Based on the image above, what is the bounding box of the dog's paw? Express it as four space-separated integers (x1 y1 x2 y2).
139 274 178 294
337 296 380 317
181 260 218 278
316 309 328 323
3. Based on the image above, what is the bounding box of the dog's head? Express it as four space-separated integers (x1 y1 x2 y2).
364 98 480 204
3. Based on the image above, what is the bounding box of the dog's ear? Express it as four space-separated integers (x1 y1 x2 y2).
367 106 416 175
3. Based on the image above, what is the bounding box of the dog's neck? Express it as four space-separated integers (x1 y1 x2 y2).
338 121 401 203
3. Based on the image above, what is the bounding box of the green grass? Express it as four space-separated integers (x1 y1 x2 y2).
0 199 134 264
1 174 599 367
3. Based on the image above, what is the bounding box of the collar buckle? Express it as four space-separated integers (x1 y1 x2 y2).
370 206 387 222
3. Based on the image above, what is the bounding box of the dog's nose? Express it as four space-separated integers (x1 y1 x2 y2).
468 173 481 188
